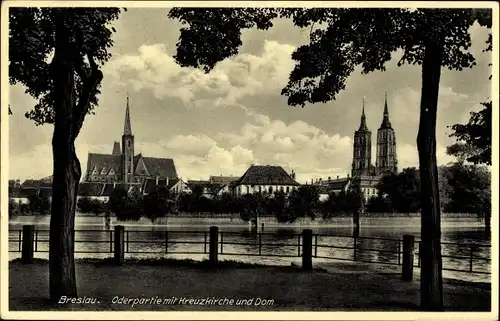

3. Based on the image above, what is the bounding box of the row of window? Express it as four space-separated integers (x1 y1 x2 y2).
240 185 297 195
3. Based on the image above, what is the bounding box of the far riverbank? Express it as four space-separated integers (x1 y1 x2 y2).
9 212 485 229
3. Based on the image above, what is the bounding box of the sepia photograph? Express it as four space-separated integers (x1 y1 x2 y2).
1 1 498 319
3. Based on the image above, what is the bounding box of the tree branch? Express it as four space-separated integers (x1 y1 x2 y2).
72 53 102 140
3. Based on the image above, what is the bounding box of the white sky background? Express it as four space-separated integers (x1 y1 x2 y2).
8 8 493 184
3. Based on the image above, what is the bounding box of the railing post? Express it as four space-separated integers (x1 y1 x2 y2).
114 225 125 265
469 246 474 272
353 237 357 261
302 229 313 270
209 226 218 267
22 225 35 263
402 234 415 281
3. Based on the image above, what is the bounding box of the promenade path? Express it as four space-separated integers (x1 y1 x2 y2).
8 259 490 311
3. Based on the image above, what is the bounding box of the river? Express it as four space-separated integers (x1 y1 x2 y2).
8 214 491 283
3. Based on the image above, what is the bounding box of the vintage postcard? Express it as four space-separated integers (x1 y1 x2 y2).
1 1 498 320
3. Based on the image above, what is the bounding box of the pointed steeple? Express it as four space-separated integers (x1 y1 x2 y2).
380 92 392 129
112 141 121 155
124 92 132 136
358 98 369 131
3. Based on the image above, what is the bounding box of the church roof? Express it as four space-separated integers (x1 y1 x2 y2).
327 177 352 190
87 153 122 174
141 157 178 178
234 165 300 186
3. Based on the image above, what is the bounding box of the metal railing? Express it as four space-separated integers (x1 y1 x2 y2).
8 226 491 275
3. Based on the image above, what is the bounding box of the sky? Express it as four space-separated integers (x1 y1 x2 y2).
7 8 493 184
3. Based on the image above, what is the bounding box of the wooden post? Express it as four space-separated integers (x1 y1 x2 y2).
302 229 313 270
209 226 218 267
402 234 415 281
22 225 35 263
114 225 125 265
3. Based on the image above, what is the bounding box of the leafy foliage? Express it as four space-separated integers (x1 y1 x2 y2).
440 163 491 216
108 186 142 221
143 186 171 222
448 101 491 165
9 8 123 127
376 168 421 213
169 8 490 107
27 191 51 215
77 196 106 214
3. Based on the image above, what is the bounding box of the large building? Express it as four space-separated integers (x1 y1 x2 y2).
232 165 300 197
84 95 178 185
351 93 398 200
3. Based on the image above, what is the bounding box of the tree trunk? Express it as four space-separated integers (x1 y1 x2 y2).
49 15 80 301
417 39 444 311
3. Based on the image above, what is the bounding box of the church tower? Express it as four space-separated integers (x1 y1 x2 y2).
376 93 398 175
121 93 135 183
352 99 372 177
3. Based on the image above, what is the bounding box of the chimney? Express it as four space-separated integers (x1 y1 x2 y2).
328 176 331 181
337 175 339 179
347 174 350 178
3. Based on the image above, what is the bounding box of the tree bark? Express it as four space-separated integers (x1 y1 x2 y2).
49 14 80 301
417 38 444 311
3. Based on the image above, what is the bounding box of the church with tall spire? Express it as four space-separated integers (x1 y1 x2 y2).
84 94 178 184
350 93 398 200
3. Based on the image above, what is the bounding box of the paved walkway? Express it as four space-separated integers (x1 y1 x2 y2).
8 259 491 311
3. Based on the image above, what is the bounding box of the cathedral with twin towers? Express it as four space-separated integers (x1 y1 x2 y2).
349 93 398 200
352 92 398 178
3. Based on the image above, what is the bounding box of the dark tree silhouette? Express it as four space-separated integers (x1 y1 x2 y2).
9 7 123 300
168 7 492 310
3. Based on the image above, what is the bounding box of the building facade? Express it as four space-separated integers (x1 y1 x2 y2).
232 165 300 197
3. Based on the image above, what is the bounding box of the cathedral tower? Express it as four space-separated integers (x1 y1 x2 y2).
352 99 372 177
121 93 135 183
376 93 398 175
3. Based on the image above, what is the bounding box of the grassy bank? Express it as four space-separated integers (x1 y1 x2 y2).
8 258 490 312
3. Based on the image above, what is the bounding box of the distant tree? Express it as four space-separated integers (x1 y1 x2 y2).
377 168 421 213
108 187 142 221
285 185 320 222
77 196 93 213
268 191 286 216
9 199 18 218
443 163 491 216
366 195 393 213
168 8 492 310
27 192 51 215
448 102 491 166
9 7 123 300
143 186 170 223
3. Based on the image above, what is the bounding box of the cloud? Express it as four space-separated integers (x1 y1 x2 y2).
398 143 456 169
104 40 295 107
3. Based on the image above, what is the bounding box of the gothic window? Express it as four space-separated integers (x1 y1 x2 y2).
246 186 249 194
258 186 262 193
127 141 131 148
286 186 290 193
100 168 107 175
109 169 115 175
92 167 98 175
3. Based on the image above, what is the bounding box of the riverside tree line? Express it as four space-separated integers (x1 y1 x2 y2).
11 162 488 223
